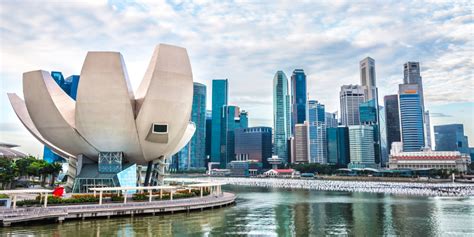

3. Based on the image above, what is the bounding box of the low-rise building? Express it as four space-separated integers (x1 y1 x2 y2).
388 142 471 172
264 169 296 178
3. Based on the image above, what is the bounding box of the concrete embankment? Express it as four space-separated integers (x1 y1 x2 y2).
0 192 236 227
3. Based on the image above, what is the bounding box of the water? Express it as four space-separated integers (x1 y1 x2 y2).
2 186 473 236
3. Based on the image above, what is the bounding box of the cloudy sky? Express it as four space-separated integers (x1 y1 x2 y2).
0 0 473 156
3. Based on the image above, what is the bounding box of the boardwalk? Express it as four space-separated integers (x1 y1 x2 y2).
0 192 236 226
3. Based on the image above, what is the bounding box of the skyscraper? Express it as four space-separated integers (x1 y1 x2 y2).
378 106 389 167
348 125 376 168
359 57 377 101
325 112 338 128
205 110 212 163
399 84 425 151
403 62 430 148
384 95 401 154
294 122 309 163
359 99 381 165
220 105 248 167
273 71 291 163
308 100 327 163
340 85 365 126
434 124 469 154
291 69 307 129
234 127 272 168
173 82 207 170
43 71 80 163
211 79 228 165
327 126 350 166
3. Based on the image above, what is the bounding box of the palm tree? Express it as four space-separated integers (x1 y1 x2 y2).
48 163 63 187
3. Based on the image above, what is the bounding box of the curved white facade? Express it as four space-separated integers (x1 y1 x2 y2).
9 44 195 165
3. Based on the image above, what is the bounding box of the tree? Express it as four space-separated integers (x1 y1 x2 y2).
15 156 36 179
47 162 63 186
0 158 17 189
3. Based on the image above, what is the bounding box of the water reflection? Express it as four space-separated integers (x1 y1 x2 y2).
1 186 473 236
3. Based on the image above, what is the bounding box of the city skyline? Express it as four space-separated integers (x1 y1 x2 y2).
1 0 473 156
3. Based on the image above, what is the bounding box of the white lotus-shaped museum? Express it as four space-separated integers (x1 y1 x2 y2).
8 44 195 168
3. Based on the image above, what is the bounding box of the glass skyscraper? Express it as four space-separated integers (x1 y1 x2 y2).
359 57 378 102
220 105 248 168
273 71 291 163
173 82 207 170
434 124 469 154
348 125 376 168
399 84 425 151
43 71 80 163
384 95 401 154
205 110 212 162
211 79 228 165
308 100 326 164
327 126 350 166
291 69 307 131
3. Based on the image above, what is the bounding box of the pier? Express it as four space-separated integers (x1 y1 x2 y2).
0 192 235 226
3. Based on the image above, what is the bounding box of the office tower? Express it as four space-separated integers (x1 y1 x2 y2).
234 127 272 168
359 99 381 164
173 82 207 170
403 62 424 109
384 95 401 154
308 100 327 163
325 112 338 128
434 124 469 153
378 106 389 167
273 71 292 164
340 85 365 126
205 110 212 162
43 71 80 163
294 122 309 163
359 57 378 101
424 111 432 148
327 126 350 166
348 125 376 168
211 79 228 164
291 69 308 128
238 110 249 128
399 84 425 151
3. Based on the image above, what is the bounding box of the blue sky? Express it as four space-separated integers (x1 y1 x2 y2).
0 0 473 156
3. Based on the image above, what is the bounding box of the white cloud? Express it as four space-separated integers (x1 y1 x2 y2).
0 0 472 154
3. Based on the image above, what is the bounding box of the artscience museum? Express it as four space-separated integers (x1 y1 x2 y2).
8 44 195 192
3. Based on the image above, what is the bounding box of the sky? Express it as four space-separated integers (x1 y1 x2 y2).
0 0 473 156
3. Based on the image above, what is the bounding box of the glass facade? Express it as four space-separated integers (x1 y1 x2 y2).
348 125 376 168
273 71 291 163
434 124 469 154
340 85 365 126
384 94 401 154
234 127 272 168
173 82 207 170
205 110 212 162
359 99 377 124
43 71 80 163
211 79 228 164
399 85 425 152
116 164 137 194
308 100 327 164
326 126 350 166
291 69 307 130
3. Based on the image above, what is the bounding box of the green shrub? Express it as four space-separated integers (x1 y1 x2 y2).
111 195 124 202
132 193 148 201
0 194 9 198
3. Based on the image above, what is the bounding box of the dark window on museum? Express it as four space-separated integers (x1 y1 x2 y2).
153 124 168 133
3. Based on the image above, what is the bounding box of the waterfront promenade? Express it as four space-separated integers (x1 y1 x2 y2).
184 177 474 197
0 192 235 226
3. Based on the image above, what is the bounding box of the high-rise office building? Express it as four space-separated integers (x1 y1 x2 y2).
43 71 80 163
273 71 292 164
327 126 350 166
434 124 469 154
291 69 308 129
348 125 376 168
403 62 430 148
359 57 378 101
205 110 212 164
308 100 327 163
294 122 309 163
359 99 381 165
234 127 272 168
399 84 425 151
220 105 248 167
325 112 338 128
239 110 249 128
340 85 365 126
384 95 401 154
378 106 389 167
173 82 207 170
211 79 228 165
